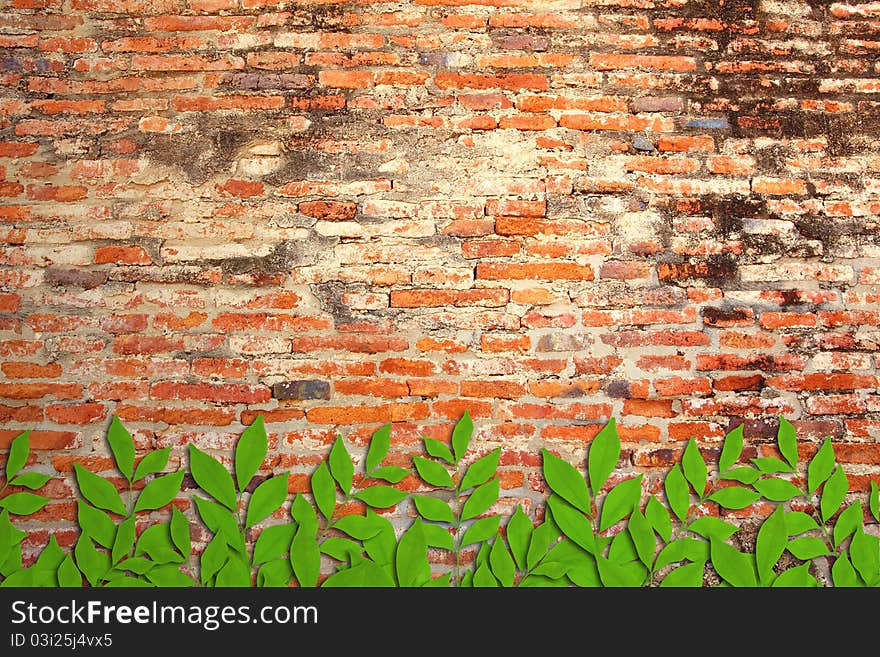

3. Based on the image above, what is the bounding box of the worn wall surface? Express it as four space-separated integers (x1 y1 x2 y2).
2 0 880 550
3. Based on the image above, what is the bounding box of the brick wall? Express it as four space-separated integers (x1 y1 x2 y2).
2 0 880 548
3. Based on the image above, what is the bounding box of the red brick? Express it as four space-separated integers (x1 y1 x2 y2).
477 262 594 281
298 200 356 221
590 53 697 71
306 403 429 425
150 381 271 404
45 403 106 425
94 245 152 265
1 362 61 379
434 73 548 91
391 289 509 308
319 70 375 89
622 399 676 418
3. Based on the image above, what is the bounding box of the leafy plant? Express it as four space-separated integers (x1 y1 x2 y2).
72 416 189 587
409 411 503 586
1 410 878 588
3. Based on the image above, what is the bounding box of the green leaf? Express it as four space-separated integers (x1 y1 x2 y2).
654 538 709 570
235 413 267 493
193 496 244 552
753 477 801 502
787 537 830 560
0 542 22 578
188 444 236 511
215 555 250 587
412 495 454 523
473 563 498 587
135 523 182 564
461 479 499 520
451 410 473 463
588 417 620 495
719 424 743 472
756 506 787 584
329 437 354 494
489 536 515 586
820 466 848 523
530 561 568 579
849 528 879 585
460 515 500 546
870 480 879 523
751 457 794 475
76 501 115 548
423 437 454 464
832 550 860 587
785 511 820 536
257 559 293 587
629 507 655 568
73 463 126 516
5 431 29 480
721 467 760 484
334 513 385 541
310 463 336 521
777 416 798 470
245 475 289 528
541 448 590 514
134 470 184 513
422 523 454 550
460 447 501 490
170 506 190 558
0 491 48 516
834 501 862 548
664 465 690 522
148 564 193 587
57 555 82 588
599 475 643 531
772 562 817 587
322 560 394 587
112 515 136 565
366 424 391 473
114 557 156 575
413 456 453 488
608 528 638 564
527 519 561 570
396 520 431 587
32 535 64 573
75 535 110 587
546 495 595 555
807 438 834 494
133 447 170 482
597 556 646 587
688 516 740 541
354 485 407 509
710 537 757 587
369 466 408 484
253 525 295 564
708 486 760 510
290 494 318 536
507 505 533 571
645 495 672 542
9 472 51 490
682 438 707 499
107 415 135 481
200 534 228 585
290 527 320 587
661 561 705 587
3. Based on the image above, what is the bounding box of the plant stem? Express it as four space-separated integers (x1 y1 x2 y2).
453 479 462 587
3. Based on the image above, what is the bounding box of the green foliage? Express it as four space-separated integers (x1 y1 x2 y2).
1 410 879 589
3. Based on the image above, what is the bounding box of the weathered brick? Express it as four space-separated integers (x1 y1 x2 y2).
273 380 331 401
